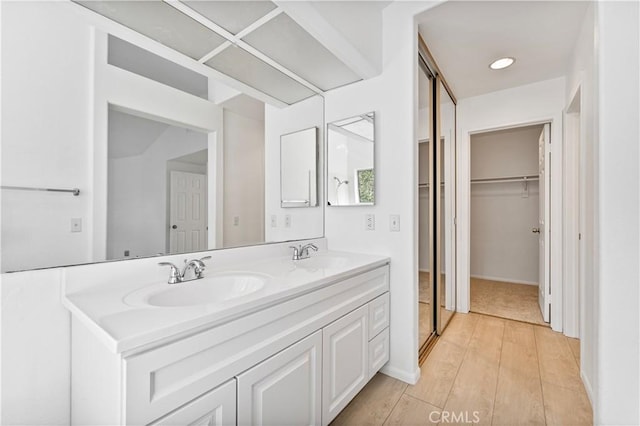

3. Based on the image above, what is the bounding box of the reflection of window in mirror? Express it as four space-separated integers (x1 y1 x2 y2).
355 169 374 204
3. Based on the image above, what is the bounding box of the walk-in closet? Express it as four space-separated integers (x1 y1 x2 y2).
417 39 457 360
469 124 550 325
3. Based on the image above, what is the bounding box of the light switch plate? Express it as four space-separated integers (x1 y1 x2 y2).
390 215 400 232
285 214 292 228
233 216 240 226
271 215 277 228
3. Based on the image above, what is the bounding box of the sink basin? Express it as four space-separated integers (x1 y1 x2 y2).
125 272 268 308
295 255 349 270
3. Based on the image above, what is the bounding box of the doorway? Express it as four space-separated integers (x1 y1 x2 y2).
469 124 550 325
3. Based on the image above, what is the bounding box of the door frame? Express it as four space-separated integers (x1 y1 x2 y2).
458 115 564 332
564 83 583 338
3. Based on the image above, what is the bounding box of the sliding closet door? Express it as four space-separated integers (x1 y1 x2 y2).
418 60 436 352
436 78 456 334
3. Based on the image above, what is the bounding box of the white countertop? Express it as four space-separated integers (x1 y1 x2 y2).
63 250 389 354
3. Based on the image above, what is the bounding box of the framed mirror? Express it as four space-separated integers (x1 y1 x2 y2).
327 112 375 206
0 1 324 273
280 127 318 208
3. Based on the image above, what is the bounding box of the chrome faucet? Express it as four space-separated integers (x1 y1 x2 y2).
290 243 318 261
158 256 212 284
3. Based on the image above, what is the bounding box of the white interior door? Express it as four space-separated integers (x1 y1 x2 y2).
538 124 551 322
169 171 207 254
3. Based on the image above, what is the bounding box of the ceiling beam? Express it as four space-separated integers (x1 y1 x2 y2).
273 1 379 80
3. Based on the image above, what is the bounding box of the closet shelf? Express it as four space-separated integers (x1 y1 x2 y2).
471 175 538 184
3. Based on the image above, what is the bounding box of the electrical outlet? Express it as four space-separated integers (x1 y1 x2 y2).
233 216 240 226
365 214 375 231
71 218 82 233
390 215 400 232
285 214 292 228
271 215 277 228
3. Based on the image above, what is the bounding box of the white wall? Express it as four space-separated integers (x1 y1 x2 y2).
1 1 92 272
0 269 70 425
593 2 640 423
325 1 440 384
264 96 324 243
222 109 265 248
470 127 541 285
564 1 598 398
108 124 208 259
456 77 565 331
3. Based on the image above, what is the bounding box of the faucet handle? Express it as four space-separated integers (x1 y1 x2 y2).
199 255 212 263
158 262 182 284
289 245 301 260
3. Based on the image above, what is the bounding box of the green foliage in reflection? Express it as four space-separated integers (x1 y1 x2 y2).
357 169 374 203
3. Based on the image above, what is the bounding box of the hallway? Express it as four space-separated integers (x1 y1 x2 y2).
332 313 591 425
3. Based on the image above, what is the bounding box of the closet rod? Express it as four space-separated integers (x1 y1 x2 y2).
471 175 539 184
418 183 445 188
1 185 80 196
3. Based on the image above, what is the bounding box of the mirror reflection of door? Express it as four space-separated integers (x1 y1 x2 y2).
169 171 207 254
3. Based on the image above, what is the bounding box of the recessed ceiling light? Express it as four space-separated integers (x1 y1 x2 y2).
489 57 515 70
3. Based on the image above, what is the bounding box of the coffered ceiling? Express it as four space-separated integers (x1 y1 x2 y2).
74 0 384 105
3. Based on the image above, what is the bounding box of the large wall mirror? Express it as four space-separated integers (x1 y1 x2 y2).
327 112 375 206
1 1 324 273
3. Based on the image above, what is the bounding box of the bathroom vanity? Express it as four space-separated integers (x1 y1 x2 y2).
64 251 390 425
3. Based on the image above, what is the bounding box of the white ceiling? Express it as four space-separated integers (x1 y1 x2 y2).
308 1 392 71
417 1 589 99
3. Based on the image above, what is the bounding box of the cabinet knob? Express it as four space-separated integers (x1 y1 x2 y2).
172 225 177 229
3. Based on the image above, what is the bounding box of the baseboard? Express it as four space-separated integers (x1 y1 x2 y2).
581 370 594 408
470 274 538 286
380 364 420 385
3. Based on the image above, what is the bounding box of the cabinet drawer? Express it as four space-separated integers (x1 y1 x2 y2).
368 292 389 340
150 378 236 426
368 328 389 379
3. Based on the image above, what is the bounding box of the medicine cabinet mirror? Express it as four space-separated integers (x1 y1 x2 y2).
327 112 375 206
280 128 318 208
1 1 325 273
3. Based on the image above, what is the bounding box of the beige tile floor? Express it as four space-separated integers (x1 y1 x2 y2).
332 313 591 426
470 278 547 326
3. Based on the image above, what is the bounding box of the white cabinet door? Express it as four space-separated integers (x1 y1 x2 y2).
150 378 236 426
237 331 322 426
322 305 369 425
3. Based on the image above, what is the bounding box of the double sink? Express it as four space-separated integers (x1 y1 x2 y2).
63 250 387 353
